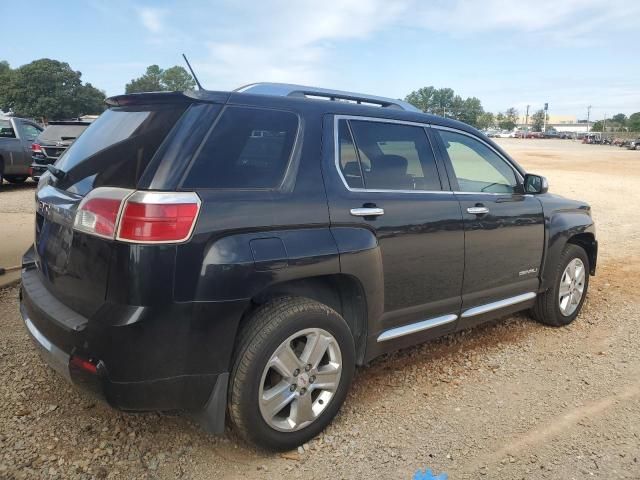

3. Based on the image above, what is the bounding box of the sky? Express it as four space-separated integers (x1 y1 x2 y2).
1 0 639 120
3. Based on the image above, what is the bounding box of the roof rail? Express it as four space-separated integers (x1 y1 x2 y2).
234 82 421 113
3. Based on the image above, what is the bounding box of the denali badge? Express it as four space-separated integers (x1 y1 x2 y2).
519 268 538 276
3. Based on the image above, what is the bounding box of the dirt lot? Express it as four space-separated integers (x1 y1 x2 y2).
1 140 639 479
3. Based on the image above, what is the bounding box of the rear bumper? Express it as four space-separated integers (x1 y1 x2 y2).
19 248 247 433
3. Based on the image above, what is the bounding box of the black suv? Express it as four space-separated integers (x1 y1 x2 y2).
20 83 597 450
31 120 92 180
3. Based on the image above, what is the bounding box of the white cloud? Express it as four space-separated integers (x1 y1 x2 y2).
137 7 167 34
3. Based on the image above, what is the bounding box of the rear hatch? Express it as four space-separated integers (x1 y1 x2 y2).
34 102 189 317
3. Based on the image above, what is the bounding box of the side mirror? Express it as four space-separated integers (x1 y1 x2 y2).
523 174 548 194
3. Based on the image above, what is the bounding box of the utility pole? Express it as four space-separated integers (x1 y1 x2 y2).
525 105 530 136
603 113 607 133
587 105 592 133
543 102 548 133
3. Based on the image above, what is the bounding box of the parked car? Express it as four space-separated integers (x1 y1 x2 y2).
20 83 597 450
626 138 640 150
497 130 515 138
583 133 601 144
543 130 559 138
30 120 92 180
0 116 42 184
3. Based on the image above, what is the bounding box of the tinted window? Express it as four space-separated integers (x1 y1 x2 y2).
337 120 363 189
348 120 441 191
18 122 42 141
437 130 518 193
0 119 15 138
55 104 187 195
183 107 298 189
39 124 89 143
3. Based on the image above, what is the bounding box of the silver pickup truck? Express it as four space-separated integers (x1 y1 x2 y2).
0 117 43 184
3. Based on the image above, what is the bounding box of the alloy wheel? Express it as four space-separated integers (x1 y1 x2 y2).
258 328 342 432
558 258 586 316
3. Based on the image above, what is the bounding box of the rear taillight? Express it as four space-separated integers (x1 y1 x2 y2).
73 188 200 244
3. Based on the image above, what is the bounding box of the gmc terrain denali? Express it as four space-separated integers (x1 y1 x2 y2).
20 83 597 450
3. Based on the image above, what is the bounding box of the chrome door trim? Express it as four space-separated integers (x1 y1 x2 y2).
377 314 458 342
461 292 536 318
350 207 384 217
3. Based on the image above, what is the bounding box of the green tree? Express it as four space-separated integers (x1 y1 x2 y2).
0 59 106 121
405 86 485 127
476 112 495 130
161 66 196 91
125 65 195 93
497 108 518 130
590 121 604 132
125 65 164 93
612 113 627 126
628 112 640 132
531 109 547 132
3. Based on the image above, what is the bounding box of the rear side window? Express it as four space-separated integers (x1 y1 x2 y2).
18 122 42 141
55 104 186 195
183 107 299 189
342 120 441 191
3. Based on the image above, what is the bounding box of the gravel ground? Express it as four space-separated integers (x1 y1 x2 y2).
1 140 639 479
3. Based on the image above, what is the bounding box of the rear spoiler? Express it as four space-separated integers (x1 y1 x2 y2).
105 90 230 107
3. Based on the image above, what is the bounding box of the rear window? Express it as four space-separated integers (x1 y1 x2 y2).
55 104 187 195
0 119 15 138
183 106 299 189
39 124 89 143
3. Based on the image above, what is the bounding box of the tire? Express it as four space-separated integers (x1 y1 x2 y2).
0 158 4 185
5 175 27 184
228 296 355 451
531 244 589 326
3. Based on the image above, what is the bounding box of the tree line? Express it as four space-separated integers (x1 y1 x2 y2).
0 59 195 122
2 58 639 132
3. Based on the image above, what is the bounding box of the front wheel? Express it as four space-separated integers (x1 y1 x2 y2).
228 297 355 450
531 244 590 326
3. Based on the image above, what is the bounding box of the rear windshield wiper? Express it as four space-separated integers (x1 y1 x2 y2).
47 165 67 181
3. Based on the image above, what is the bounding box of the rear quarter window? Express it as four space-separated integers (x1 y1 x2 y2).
182 106 299 189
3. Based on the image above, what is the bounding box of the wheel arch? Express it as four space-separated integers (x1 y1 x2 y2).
567 232 597 275
242 274 369 365
539 210 597 291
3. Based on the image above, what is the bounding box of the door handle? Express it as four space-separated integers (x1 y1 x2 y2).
350 207 385 217
466 206 489 215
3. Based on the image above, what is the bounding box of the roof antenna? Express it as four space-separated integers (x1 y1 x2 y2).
182 53 203 90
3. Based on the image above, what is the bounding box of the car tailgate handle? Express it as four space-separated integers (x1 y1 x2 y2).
350 207 385 217
466 206 489 215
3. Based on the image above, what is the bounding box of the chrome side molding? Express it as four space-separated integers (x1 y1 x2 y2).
377 314 458 342
461 292 537 318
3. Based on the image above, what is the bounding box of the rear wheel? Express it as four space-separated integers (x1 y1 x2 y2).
228 297 355 450
5 175 27 184
531 244 589 326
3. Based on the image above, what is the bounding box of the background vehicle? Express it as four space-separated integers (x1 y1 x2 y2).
20 83 597 450
0 116 42 184
626 138 640 150
31 120 92 180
